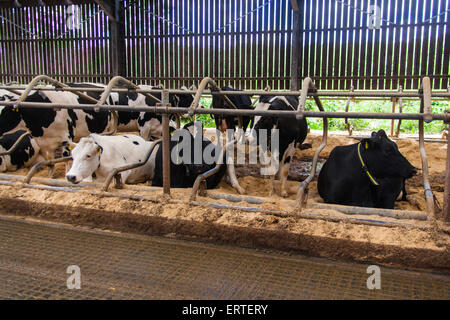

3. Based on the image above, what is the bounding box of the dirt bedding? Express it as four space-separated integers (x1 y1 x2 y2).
0 132 448 271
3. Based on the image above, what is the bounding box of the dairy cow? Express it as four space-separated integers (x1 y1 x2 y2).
151 122 226 188
247 95 308 197
317 130 417 209
65 134 156 184
0 89 80 162
211 86 253 132
0 130 42 172
68 83 195 140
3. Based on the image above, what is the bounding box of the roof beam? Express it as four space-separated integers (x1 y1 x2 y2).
93 0 115 22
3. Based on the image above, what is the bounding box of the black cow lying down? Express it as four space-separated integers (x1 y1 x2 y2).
318 130 417 209
151 122 226 188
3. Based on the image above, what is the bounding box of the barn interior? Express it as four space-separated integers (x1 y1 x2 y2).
0 0 449 300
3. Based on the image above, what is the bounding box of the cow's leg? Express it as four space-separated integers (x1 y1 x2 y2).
279 142 296 198
259 145 278 197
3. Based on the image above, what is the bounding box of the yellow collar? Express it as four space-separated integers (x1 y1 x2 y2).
357 142 379 186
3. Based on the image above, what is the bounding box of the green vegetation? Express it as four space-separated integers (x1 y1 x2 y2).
304 99 449 134
186 96 449 134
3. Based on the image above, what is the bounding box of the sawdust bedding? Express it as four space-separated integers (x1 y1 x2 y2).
7 131 447 215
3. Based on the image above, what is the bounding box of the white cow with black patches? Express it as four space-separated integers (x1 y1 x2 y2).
246 95 308 197
65 134 156 184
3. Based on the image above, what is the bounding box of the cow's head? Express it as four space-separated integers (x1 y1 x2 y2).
361 130 417 179
173 85 195 108
65 137 103 184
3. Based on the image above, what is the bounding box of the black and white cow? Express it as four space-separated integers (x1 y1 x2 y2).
0 130 42 172
68 83 195 140
247 95 308 197
317 130 417 209
0 89 80 162
211 86 253 133
151 122 227 188
65 133 155 184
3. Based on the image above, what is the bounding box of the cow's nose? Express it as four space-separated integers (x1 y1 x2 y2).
66 175 77 183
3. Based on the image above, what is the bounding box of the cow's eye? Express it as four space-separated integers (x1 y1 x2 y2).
86 154 91 159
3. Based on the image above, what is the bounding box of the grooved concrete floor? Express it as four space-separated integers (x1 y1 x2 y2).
0 216 449 300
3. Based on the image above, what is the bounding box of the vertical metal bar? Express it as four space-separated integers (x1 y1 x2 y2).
161 90 171 195
419 77 435 220
390 98 397 137
444 113 450 222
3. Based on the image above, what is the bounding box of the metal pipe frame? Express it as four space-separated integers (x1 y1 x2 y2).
344 86 354 136
189 139 236 201
95 75 161 112
24 156 73 184
0 100 448 121
394 86 404 137
444 112 450 222
418 77 435 220
0 76 448 223
0 131 31 157
102 139 162 192
2 85 450 98
188 77 238 116
295 78 328 212
14 75 98 106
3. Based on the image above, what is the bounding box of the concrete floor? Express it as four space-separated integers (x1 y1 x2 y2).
0 215 448 300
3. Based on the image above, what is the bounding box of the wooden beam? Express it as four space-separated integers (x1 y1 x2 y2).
290 0 299 11
108 0 125 77
93 0 115 22
290 0 302 90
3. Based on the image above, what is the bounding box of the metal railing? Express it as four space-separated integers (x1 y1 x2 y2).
0 75 448 223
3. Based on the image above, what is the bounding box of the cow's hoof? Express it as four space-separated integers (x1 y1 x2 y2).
280 190 289 198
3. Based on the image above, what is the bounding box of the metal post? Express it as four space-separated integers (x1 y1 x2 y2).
419 77 435 220
290 1 300 91
109 0 126 77
161 90 171 196
390 97 397 137
444 111 450 222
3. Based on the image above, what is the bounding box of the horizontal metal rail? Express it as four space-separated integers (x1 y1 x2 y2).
1 85 450 98
0 100 448 121
24 156 72 184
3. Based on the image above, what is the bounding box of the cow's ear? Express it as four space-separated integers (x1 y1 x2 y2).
376 129 388 138
96 145 103 154
62 141 76 151
361 138 374 150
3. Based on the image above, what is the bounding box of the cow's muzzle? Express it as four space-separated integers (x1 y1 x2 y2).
66 175 79 184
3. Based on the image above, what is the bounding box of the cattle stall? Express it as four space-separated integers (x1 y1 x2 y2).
0 74 449 226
